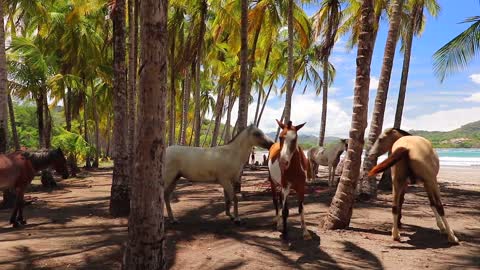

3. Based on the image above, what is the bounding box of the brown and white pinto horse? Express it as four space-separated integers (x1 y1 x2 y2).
268 120 311 241
0 149 69 227
368 128 459 244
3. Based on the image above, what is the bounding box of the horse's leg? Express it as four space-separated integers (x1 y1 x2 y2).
270 180 280 228
164 176 179 223
391 170 406 241
332 164 338 186
276 191 283 231
397 187 406 229
426 192 446 233
224 189 233 220
297 188 310 240
222 182 241 224
281 184 291 240
9 187 22 228
328 165 333 187
16 189 26 225
425 180 459 244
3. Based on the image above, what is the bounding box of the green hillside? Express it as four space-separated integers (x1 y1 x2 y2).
410 120 480 148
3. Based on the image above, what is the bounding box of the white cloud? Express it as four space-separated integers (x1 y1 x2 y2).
369 76 379 90
226 92 351 137
469 74 480 84
329 87 340 94
401 107 480 131
465 92 480 102
351 76 379 90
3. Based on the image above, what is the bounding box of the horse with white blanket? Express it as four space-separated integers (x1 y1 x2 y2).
164 125 274 224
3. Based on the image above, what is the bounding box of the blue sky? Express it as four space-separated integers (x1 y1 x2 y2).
228 0 480 137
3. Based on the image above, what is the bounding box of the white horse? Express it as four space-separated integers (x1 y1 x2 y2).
307 139 348 186
164 125 274 224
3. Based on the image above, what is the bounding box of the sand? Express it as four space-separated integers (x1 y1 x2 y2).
0 166 479 269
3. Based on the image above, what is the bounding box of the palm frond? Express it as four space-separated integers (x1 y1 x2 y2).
433 16 480 82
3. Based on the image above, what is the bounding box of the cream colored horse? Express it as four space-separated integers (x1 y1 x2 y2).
164 125 274 224
307 139 348 186
368 128 459 244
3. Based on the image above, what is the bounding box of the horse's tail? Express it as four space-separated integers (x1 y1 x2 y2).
368 147 409 177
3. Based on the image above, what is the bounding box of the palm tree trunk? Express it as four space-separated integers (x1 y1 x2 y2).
36 93 45 148
275 80 297 141
323 0 375 230
193 0 207 147
127 0 138 175
110 0 130 217
237 0 249 135
211 87 225 147
394 4 419 129
224 87 235 143
180 70 191 145
318 58 329 146
0 3 7 153
7 93 20 150
253 47 271 125
284 0 294 123
256 81 274 127
123 0 167 266
92 85 100 168
66 87 72 131
83 100 91 168
169 21 176 145
359 0 404 200
43 90 52 149
201 114 215 147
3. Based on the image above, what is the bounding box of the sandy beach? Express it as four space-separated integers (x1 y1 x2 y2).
0 166 478 269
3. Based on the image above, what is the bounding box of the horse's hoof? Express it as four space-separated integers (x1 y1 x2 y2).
169 219 179 224
18 219 27 225
439 228 448 235
448 235 459 244
280 240 291 251
233 218 245 226
12 221 22 228
303 232 312 240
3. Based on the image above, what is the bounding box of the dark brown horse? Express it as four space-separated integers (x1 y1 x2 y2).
0 148 69 227
268 120 311 241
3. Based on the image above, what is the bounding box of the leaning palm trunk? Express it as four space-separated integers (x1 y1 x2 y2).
359 0 404 200
256 81 274 127
318 58 329 146
323 0 375 230
8 93 20 150
110 0 130 217
36 93 45 148
92 89 100 168
394 4 421 129
123 0 167 267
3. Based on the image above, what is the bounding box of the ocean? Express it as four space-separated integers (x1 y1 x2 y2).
252 148 480 167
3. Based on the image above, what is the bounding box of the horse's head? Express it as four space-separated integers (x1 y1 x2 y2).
369 128 410 158
51 148 69 179
276 119 305 171
247 125 274 150
340 139 348 152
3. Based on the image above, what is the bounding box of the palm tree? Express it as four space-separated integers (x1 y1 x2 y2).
284 0 294 122
0 2 7 153
123 0 167 267
193 0 207 147
394 0 439 128
7 93 20 150
313 0 342 146
127 0 138 183
358 0 404 200
433 17 480 81
237 0 249 133
323 0 375 230
110 0 130 217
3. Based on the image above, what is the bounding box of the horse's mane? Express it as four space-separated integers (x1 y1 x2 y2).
392 128 411 136
226 124 255 145
22 149 63 169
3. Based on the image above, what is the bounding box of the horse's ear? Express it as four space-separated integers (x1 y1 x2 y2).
275 119 285 129
295 122 306 130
